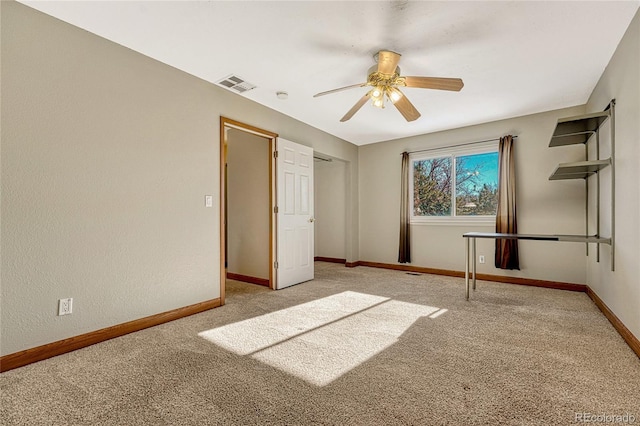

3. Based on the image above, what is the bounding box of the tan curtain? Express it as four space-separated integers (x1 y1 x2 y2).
398 152 411 263
495 135 520 269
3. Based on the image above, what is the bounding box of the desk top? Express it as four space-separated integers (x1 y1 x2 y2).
462 232 611 244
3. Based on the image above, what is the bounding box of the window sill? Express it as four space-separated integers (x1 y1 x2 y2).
411 217 496 226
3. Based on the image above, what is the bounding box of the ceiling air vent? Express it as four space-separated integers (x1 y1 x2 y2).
216 75 256 94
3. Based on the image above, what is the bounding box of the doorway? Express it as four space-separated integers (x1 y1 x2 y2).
220 117 277 305
313 155 348 263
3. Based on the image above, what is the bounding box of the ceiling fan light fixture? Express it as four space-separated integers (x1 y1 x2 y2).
388 87 403 102
371 85 386 108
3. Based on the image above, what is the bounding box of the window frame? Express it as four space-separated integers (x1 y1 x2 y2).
409 141 499 225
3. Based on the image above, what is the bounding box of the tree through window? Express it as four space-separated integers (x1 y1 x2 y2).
411 148 498 221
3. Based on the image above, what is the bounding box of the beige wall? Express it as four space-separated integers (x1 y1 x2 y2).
226 129 270 280
0 2 358 356
314 158 347 259
358 105 588 284
585 10 639 339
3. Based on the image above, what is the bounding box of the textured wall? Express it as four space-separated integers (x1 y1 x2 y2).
358 106 589 284
0 2 358 356
585 10 640 340
226 129 270 280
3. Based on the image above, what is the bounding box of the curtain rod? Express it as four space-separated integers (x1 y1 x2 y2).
403 135 518 155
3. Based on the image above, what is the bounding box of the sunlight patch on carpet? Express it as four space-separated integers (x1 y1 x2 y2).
199 291 446 386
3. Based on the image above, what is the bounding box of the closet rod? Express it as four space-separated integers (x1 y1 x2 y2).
403 135 518 155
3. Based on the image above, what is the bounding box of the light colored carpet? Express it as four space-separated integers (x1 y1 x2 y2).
1 262 639 425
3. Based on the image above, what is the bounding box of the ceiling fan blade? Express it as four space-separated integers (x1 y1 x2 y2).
377 50 401 75
340 91 372 122
404 76 464 91
313 83 367 98
391 90 421 122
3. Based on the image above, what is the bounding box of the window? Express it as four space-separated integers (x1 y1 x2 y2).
410 143 499 223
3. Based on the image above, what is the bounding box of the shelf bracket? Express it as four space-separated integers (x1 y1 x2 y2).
610 99 616 271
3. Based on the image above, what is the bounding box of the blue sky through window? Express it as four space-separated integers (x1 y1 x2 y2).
459 152 498 188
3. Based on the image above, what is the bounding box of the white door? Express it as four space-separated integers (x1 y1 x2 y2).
276 138 314 289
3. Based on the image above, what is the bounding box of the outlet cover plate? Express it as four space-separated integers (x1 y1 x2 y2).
58 298 73 316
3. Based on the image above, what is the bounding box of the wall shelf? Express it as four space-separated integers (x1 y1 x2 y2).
548 159 611 180
549 110 611 146
547 101 615 271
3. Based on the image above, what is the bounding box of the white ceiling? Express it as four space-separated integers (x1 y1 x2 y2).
20 1 639 146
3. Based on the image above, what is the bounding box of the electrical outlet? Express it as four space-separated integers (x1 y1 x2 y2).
479 255 486 264
58 298 73 316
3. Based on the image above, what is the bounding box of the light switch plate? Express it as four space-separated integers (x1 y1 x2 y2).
205 195 213 207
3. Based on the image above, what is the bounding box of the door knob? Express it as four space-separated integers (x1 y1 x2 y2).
309 217 315 223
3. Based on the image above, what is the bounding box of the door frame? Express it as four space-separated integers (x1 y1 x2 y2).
220 117 278 305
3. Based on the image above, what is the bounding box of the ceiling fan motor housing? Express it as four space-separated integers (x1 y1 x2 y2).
367 64 401 79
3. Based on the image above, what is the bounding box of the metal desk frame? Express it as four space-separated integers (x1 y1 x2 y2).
463 232 611 300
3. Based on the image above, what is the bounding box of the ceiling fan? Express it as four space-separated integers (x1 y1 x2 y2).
313 50 464 122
